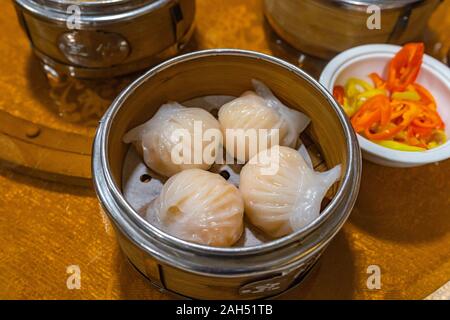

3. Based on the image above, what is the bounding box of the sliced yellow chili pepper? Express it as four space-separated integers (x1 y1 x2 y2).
431 130 447 145
345 78 374 98
376 140 426 152
392 91 421 101
355 89 387 107
342 97 358 117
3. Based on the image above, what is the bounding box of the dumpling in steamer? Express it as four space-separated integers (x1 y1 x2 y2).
240 146 341 238
147 169 244 247
218 80 310 162
123 102 222 177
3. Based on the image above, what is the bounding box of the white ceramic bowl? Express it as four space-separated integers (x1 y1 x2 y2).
320 44 450 168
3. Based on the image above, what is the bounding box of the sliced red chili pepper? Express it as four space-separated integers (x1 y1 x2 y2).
407 135 428 148
412 107 441 128
380 98 392 127
351 95 389 133
333 85 345 105
364 100 421 140
369 72 386 89
392 101 420 128
408 125 433 139
387 43 424 92
364 124 404 140
413 83 437 109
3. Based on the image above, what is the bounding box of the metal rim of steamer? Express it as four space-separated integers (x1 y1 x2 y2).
92 49 362 276
14 0 169 24
126 255 321 299
327 0 426 11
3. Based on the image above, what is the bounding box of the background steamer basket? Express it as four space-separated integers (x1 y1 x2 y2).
13 0 196 78
92 49 362 299
263 0 441 60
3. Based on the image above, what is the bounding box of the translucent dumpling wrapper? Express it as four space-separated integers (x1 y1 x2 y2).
239 145 341 238
218 80 310 163
147 169 244 247
123 102 222 177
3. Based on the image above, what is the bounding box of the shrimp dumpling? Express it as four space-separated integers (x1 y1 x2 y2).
147 169 244 247
123 102 222 177
240 146 341 238
218 80 310 162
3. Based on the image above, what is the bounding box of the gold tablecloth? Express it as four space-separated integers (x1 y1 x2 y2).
0 0 449 299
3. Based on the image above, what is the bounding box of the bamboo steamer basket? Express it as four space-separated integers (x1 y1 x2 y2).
13 0 196 78
264 0 441 59
92 49 362 299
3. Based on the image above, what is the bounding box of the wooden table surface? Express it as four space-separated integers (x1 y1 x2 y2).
0 0 449 300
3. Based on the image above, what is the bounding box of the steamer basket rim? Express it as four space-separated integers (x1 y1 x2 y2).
14 0 171 23
327 0 426 10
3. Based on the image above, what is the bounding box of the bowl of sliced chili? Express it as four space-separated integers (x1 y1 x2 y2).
320 43 450 167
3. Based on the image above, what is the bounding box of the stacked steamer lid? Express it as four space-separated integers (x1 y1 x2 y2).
13 0 196 78
264 0 440 59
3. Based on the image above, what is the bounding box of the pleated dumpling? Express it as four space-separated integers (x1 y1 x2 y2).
218 80 310 162
123 102 222 177
147 169 244 247
240 146 341 238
